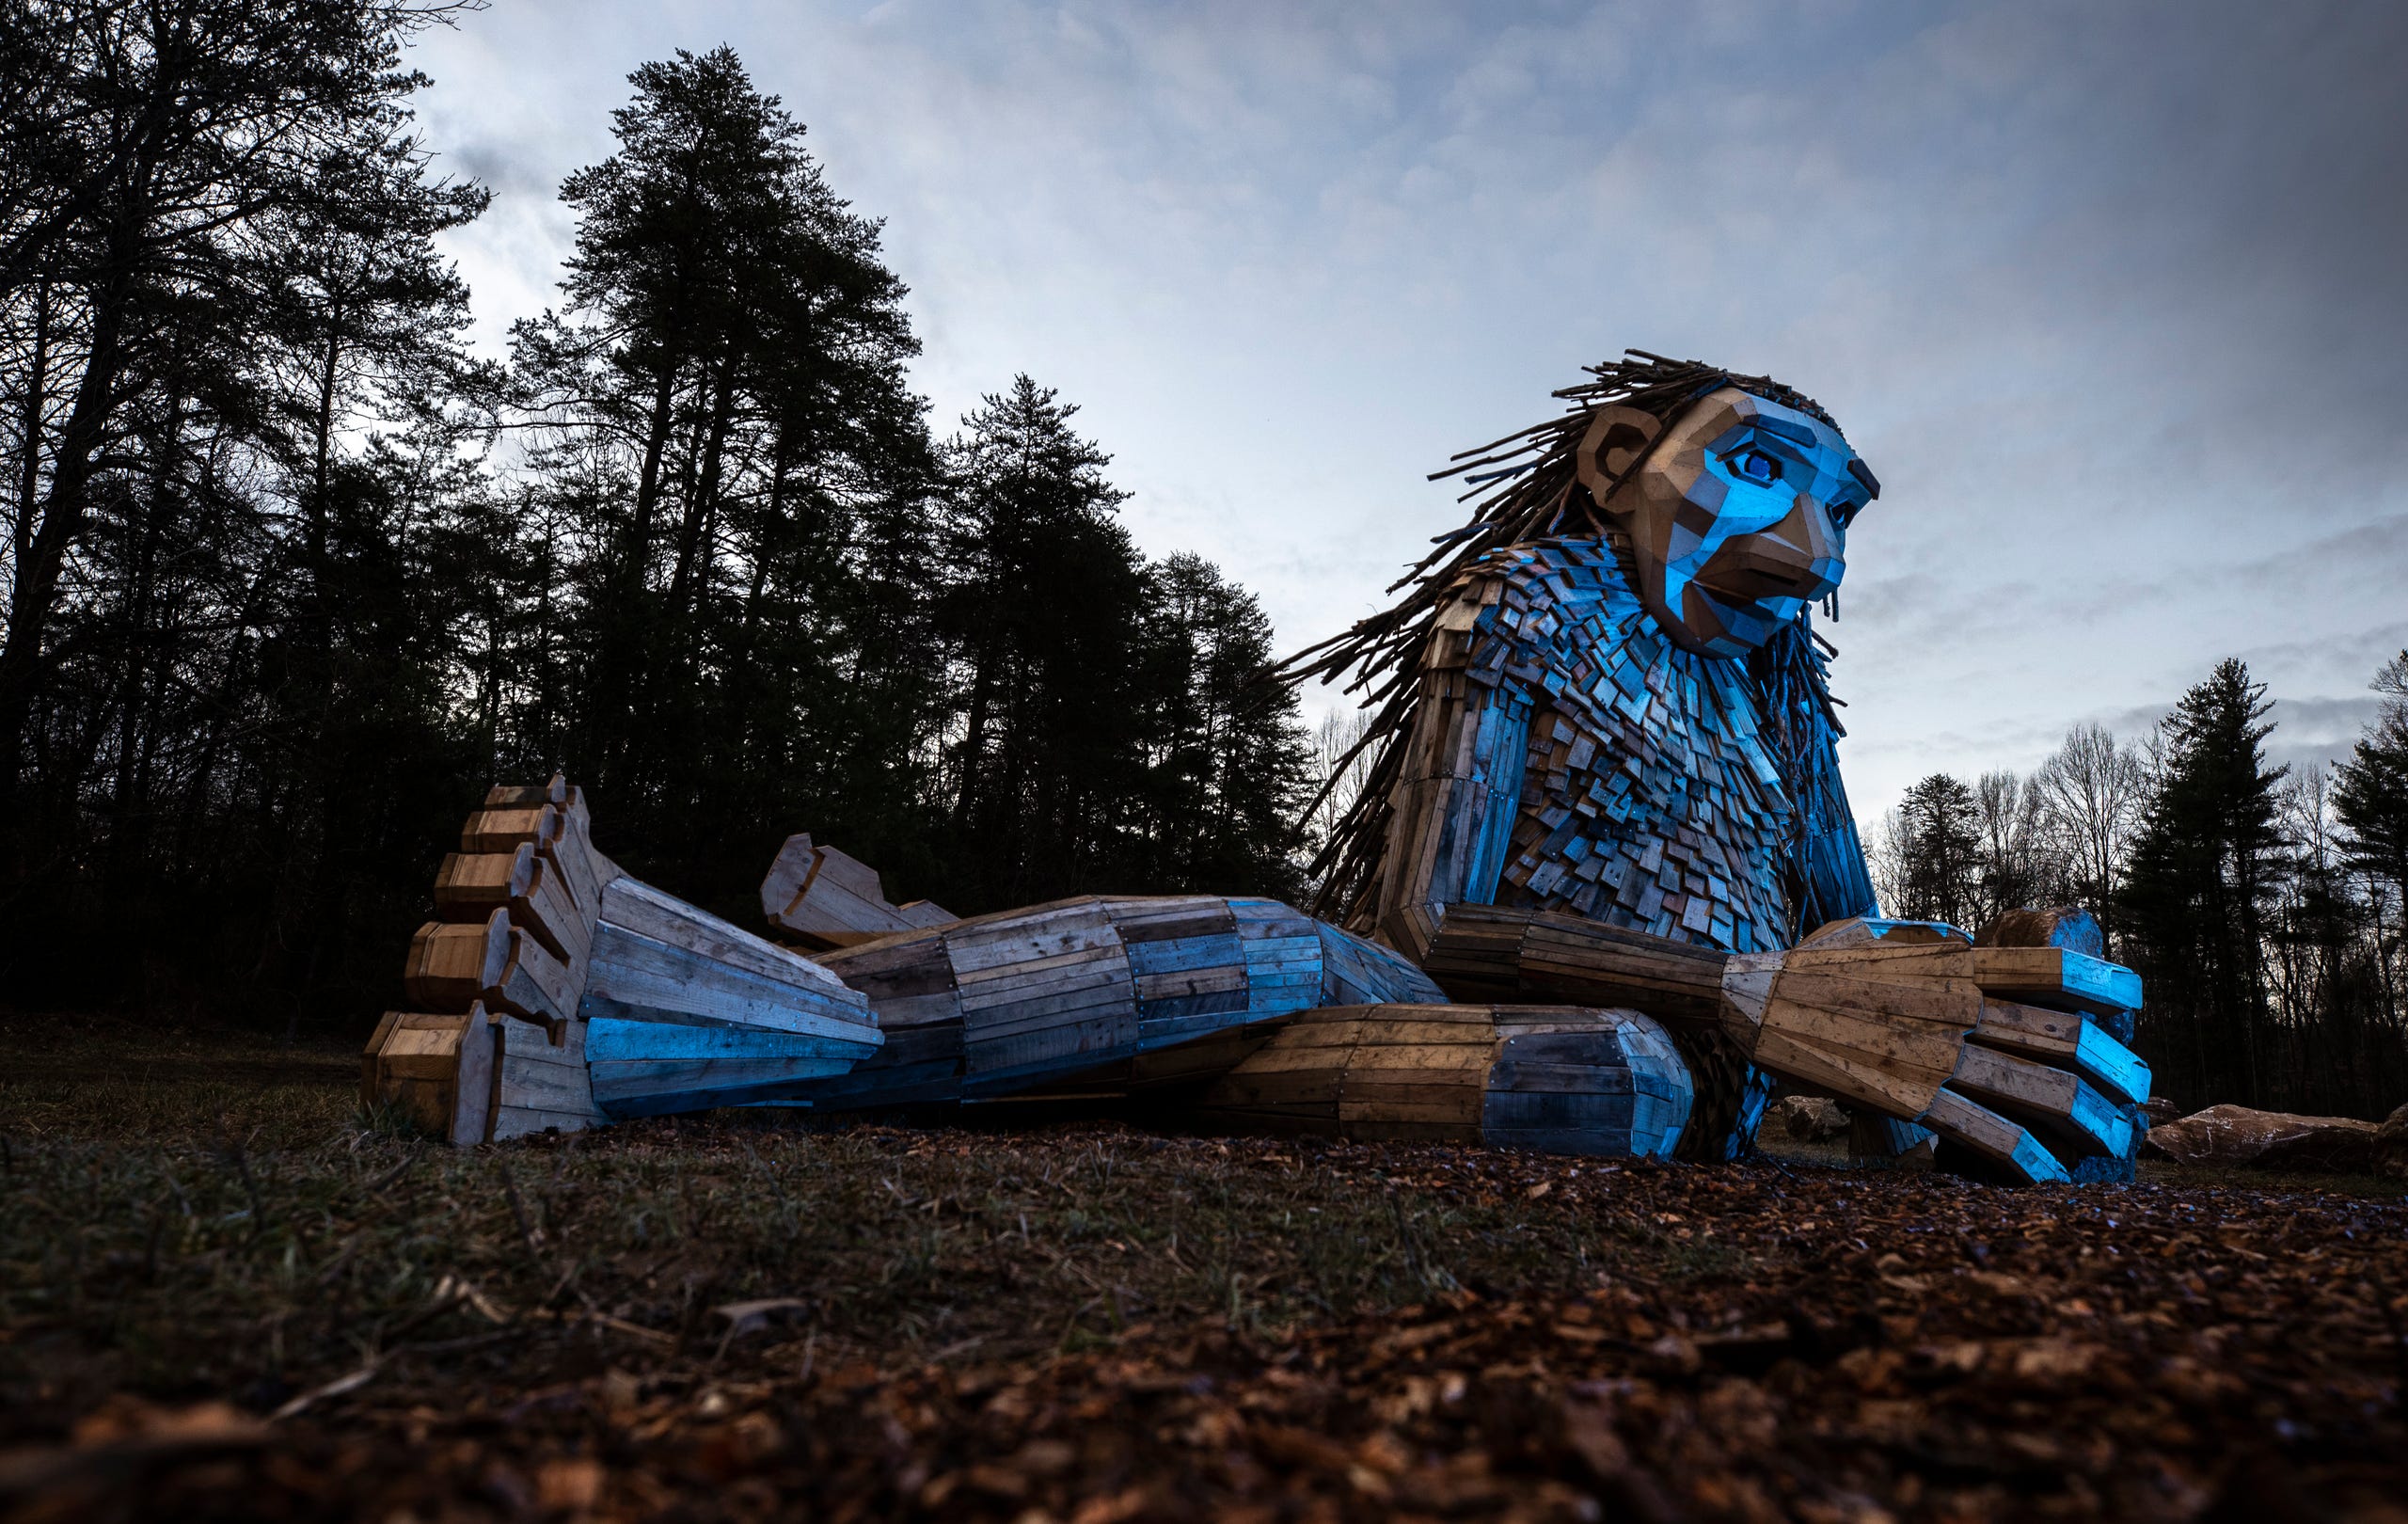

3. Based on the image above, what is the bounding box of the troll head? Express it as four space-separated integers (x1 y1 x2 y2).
1576 381 1877 658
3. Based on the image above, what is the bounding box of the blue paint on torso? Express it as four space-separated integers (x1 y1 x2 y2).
1445 539 1872 952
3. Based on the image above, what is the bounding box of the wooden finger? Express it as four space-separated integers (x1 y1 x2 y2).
432 845 588 969
433 845 533 918
762 833 956 950
1948 1044 2134 1158
1969 946 2140 1017
1920 1087 2071 1184
361 1003 499 1146
1732 945 1979 1121
546 787 610 913
462 802 562 856
483 775 568 809
484 920 577 1026
1971 998 2151 1106
404 912 509 1010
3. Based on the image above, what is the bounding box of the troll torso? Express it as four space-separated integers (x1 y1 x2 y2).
1477 541 1793 950
1311 357 1880 962
1362 537 1869 957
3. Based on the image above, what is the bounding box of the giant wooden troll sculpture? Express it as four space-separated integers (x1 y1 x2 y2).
367 353 2148 1184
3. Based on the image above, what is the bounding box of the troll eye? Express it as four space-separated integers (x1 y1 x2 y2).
1735 449 1780 484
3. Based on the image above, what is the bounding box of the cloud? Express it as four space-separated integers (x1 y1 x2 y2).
401 0 2406 832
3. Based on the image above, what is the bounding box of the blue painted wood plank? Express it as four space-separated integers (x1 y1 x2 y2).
1134 989 1249 1024
591 1056 861 1117
1136 1009 1260 1051
590 1056 858 1089
584 1017 878 1064
2075 1023 2151 1107
1125 933 1245 976
1465 700 1532 905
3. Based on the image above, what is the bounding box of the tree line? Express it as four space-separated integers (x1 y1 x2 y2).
1871 655 2408 1119
15 2 2396 1122
0 6 1313 1032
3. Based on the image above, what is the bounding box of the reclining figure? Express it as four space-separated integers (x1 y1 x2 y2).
367 353 2148 1183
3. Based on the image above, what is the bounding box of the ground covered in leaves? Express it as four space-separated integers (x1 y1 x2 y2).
2 1015 2404 1522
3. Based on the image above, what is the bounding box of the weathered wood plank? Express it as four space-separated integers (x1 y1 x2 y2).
591 1056 858 1115
403 912 507 1010
954 943 1129 992
945 901 1117 975
1135 1008 1259 1051
362 1007 498 1146
601 874 867 1009
485 924 577 1025
583 923 885 1042
462 802 560 856
496 1011 603 1126
1124 932 1246 977
1314 921 1446 1005
483 777 568 810
1971 997 2151 1105
761 833 958 950
1949 1043 2132 1157
965 1025 1138 1091
1133 990 1251 1027
1921 1087 2071 1183
491 1103 601 1141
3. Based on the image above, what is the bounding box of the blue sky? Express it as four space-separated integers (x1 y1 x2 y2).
408 0 2408 822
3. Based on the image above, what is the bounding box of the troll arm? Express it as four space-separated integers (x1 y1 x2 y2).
1366 586 1534 960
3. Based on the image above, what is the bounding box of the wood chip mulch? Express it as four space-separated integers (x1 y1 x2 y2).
4 1149 2404 1523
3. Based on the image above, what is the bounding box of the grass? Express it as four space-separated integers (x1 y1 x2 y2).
3 1013 2402 1522
0 1013 1777 1410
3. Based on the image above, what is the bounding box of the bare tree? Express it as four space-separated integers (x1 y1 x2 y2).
2033 722 2146 937
2284 765 2340 874
1972 768 2063 922
1863 803 1909 919
1305 706 1377 883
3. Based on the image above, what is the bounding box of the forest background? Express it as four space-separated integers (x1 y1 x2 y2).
2 2 2402 1119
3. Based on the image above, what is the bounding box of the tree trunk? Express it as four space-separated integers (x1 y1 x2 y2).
666 362 736 623
0 275 130 802
627 357 679 585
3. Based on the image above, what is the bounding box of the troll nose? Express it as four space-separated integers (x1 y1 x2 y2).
1780 496 1846 599
1792 496 1843 585
1712 496 1845 601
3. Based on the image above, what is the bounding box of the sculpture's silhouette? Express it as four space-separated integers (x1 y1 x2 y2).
367 353 2149 1183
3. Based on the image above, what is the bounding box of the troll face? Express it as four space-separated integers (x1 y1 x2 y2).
1575 386 1877 659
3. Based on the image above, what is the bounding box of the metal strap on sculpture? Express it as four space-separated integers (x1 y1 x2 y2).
365 351 2152 1183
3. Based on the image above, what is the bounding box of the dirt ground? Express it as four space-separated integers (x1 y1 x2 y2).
1 1012 2403 1523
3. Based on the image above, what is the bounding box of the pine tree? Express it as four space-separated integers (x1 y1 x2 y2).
0 0 497 1019
1133 551 1315 900
0 24 1388 1031
935 375 1149 908
1889 772 1984 928
2334 650 2408 1072
506 46 938 903
2334 651 2408 916
0 0 473 824
2121 659 2289 1107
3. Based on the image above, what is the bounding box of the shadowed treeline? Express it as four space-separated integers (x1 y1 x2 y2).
1870 656 2408 1118
0 9 1313 1034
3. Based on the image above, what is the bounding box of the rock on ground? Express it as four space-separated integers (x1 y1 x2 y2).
2141 1103 2394 1173
1770 1094 1848 1141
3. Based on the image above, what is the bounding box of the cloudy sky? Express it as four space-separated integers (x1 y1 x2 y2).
408 0 2408 823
